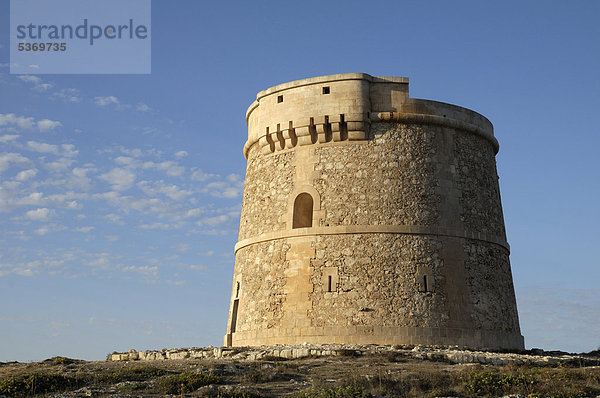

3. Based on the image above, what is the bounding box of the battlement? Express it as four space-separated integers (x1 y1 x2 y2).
244 73 496 158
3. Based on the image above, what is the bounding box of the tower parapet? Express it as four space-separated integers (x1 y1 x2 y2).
227 73 524 350
244 73 496 157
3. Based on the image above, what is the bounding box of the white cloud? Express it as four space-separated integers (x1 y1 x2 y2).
74 226 94 233
26 141 59 155
197 214 229 227
114 156 135 166
70 167 93 190
105 235 119 242
99 168 136 191
0 114 61 132
50 88 81 103
33 83 54 92
104 213 124 225
202 174 244 198
94 96 119 106
137 180 192 201
66 200 82 209
24 207 54 221
0 134 19 143
174 151 188 159
15 192 45 207
185 208 203 218
15 169 37 181
34 226 50 235
24 141 77 158
0 152 32 172
41 157 75 173
136 103 151 112
17 75 41 84
139 222 181 230
61 144 78 157
190 168 214 181
172 244 190 252
120 147 144 157
13 261 41 276
0 114 35 130
122 265 158 278
37 119 62 132
142 160 185 177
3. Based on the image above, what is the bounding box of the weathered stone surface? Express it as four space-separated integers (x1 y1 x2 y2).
107 344 600 368
225 73 523 350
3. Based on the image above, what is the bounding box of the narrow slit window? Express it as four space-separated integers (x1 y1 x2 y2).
292 193 313 228
277 95 283 103
236 282 240 298
322 86 330 94
328 275 332 292
231 299 239 333
422 275 428 292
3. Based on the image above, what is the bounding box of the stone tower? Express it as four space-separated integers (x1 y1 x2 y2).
225 73 524 350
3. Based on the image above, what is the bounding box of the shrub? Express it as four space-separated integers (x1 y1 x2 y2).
156 372 221 394
103 365 168 383
118 381 148 391
462 371 532 396
0 373 81 396
296 385 372 398
47 356 77 365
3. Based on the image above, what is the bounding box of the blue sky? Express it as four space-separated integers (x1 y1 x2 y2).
1 1 599 361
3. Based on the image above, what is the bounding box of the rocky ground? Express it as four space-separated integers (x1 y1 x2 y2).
1 345 599 397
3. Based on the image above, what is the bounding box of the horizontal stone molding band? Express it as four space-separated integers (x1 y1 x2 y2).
230 325 524 351
371 112 499 154
243 113 498 158
234 225 510 254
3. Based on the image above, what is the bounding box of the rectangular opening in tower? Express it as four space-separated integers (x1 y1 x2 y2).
231 299 239 333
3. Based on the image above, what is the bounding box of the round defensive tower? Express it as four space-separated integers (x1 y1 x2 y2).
225 73 524 350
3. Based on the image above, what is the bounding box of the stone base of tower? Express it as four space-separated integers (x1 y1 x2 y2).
225 327 524 351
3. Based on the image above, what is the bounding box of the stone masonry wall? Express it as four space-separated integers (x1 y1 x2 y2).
314 122 440 227
309 234 447 328
463 239 520 332
232 240 290 332
228 74 522 349
454 131 506 238
237 146 294 241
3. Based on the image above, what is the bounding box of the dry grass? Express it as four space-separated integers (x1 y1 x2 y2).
1 351 599 397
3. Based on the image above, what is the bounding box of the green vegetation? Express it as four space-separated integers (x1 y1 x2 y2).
45 356 78 365
0 373 82 397
296 385 372 398
101 364 167 382
295 363 600 398
155 372 221 394
462 371 532 396
117 381 148 392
